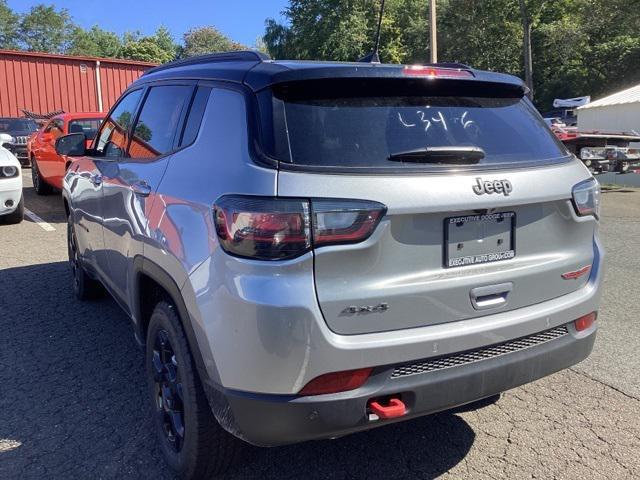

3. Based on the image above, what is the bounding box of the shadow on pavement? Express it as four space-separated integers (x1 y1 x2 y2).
231 413 475 479
0 261 475 479
19 167 67 226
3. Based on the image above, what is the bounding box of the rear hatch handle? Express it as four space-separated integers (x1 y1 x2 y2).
470 282 513 310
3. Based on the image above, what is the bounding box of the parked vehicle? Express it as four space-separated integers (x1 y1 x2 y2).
0 117 39 166
0 133 24 224
540 107 577 126
543 117 566 128
29 112 105 194
57 52 603 479
551 126 640 174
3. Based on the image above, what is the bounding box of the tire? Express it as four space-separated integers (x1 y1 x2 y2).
2 195 24 224
32 159 53 195
146 301 242 479
67 216 102 300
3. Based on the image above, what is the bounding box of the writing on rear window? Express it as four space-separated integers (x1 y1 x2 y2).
270 93 568 170
398 110 478 136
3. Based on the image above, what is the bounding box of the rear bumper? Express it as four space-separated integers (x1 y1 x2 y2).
188 236 603 396
219 323 595 446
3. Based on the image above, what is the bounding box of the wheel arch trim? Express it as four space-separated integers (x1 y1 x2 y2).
132 257 213 388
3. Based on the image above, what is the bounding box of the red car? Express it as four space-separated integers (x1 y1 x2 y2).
29 112 105 194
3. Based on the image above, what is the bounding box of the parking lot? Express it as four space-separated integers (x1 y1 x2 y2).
1 172 639 479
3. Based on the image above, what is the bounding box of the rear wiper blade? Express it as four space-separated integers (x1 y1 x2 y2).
387 146 485 164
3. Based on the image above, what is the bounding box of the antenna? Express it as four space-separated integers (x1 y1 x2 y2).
358 0 385 63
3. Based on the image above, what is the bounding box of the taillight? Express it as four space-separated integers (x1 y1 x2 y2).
214 196 311 260
574 312 597 332
571 178 600 219
299 367 373 396
403 65 474 78
213 196 386 260
312 199 386 247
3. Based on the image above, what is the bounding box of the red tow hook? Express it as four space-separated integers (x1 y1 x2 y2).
368 398 406 419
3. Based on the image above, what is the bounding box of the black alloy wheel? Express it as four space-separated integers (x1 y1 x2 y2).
152 329 186 452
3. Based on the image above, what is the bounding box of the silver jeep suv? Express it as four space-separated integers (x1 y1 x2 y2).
58 52 603 478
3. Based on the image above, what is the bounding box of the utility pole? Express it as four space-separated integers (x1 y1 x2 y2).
429 0 437 63
518 0 534 98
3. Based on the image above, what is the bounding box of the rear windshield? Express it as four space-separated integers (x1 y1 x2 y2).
69 118 103 140
266 81 568 171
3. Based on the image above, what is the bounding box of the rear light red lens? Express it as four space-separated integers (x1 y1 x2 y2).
572 178 600 218
214 197 387 260
299 367 373 396
403 65 474 78
574 312 597 332
312 199 387 247
214 196 310 260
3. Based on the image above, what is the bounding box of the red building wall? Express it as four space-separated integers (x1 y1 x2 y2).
0 50 155 117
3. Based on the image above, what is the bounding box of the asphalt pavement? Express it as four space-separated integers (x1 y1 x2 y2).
0 172 639 479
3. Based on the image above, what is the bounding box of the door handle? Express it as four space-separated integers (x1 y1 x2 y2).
131 180 152 197
90 174 102 186
470 282 513 310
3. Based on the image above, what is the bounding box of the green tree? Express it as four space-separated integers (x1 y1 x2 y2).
263 0 429 63
67 25 122 57
0 0 19 50
180 26 245 57
119 28 178 63
262 18 295 59
438 0 521 74
120 37 167 63
18 4 75 53
153 26 178 60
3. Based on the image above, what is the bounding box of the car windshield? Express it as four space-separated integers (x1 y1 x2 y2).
266 80 568 171
0 119 38 133
68 118 103 140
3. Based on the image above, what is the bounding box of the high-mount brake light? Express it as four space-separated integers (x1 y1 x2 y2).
213 196 387 260
403 65 474 79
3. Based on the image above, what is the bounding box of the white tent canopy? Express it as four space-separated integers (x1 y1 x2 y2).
577 84 640 136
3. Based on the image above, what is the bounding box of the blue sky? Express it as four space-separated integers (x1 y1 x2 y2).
10 0 289 47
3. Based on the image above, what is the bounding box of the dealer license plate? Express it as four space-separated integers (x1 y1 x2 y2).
445 212 515 268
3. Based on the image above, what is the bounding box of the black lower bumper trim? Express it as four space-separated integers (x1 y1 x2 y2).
217 327 595 447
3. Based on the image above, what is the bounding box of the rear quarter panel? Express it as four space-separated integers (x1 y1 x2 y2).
143 86 278 380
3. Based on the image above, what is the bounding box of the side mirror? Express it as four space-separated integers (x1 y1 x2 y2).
55 133 86 156
0 133 14 146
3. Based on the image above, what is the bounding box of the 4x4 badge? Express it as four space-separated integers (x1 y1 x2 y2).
473 178 513 196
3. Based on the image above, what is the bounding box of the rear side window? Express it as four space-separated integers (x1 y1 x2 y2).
128 85 193 159
179 86 211 147
68 118 102 140
267 80 568 171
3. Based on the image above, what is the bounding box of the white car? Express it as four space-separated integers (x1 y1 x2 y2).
0 133 24 224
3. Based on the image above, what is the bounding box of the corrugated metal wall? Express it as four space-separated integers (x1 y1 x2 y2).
0 50 154 117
